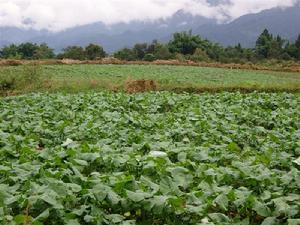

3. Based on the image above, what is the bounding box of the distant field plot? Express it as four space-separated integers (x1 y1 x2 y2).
43 64 300 90
1 64 300 93
0 92 300 224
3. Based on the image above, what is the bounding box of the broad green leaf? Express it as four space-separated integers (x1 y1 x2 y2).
288 219 300 225
253 200 271 217
61 138 74 147
149 151 167 158
214 193 229 210
261 217 279 225
208 213 230 223
293 157 300 165
126 190 145 202
34 209 50 221
66 219 80 225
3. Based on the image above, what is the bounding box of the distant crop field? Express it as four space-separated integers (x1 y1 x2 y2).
1 64 300 94
1 92 300 224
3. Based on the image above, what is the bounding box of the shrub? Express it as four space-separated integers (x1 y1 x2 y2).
0 68 17 92
21 64 43 86
189 48 210 62
144 53 155 62
0 65 43 95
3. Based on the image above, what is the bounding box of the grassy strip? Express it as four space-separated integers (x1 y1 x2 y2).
2 79 300 97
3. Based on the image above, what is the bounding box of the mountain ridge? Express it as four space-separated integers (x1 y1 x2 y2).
1 4 300 52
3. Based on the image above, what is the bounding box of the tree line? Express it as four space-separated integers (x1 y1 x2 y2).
1 29 300 63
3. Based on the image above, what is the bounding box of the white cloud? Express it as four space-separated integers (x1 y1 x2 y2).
0 0 298 31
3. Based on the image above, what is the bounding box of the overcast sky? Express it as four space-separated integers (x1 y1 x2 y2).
0 0 298 31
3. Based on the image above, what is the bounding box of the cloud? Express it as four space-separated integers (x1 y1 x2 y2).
0 0 298 31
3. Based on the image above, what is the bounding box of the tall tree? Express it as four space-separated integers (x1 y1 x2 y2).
295 34 300 48
33 43 55 59
85 44 106 60
255 29 273 58
59 46 86 60
114 48 136 61
17 43 39 59
268 35 285 58
0 44 20 59
133 43 148 60
168 31 208 55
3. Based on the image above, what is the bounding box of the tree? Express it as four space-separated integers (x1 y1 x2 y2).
206 43 224 61
285 35 300 59
147 40 159 54
268 35 285 59
144 53 155 62
133 43 148 60
255 29 273 58
33 43 55 59
154 45 172 60
114 48 136 61
59 46 86 60
0 44 21 59
189 48 210 62
147 40 172 60
168 31 205 55
295 34 300 48
85 44 106 60
17 42 39 59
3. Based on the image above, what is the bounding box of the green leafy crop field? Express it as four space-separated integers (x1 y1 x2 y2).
2 64 300 93
1 92 300 224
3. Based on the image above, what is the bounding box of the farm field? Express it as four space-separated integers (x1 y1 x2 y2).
1 64 300 94
1 92 300 224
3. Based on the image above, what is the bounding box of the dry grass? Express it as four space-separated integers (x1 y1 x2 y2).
1 59 300 73
125 78 157 93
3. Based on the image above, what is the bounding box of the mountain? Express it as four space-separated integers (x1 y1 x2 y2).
197 3 300 47
29 10 215 53
0 27 49 47
0 10 214 53
1 3 300 52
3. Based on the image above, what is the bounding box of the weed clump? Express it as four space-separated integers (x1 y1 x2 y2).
125 78 157 93
0 64 43 95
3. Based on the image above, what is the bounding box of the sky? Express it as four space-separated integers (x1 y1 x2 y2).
0 0 298 31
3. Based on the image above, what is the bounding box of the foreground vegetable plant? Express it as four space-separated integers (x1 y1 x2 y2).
0 92 300 225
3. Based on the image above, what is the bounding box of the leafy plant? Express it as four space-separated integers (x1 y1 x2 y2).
0 92 299 224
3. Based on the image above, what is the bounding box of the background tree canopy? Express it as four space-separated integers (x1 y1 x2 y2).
1 29 300 63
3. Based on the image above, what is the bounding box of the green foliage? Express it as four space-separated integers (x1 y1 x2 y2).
85 44 106 60
57 44 106 60
15 42 39 59
0 43 55 60
188 48 210 62
0 44 22 59
144 53 155 62
168 30 210 55
285 34 300 60
33 43 55 59
58 46 86 60
295 34 300 48
0 92 300 224
0 65 43 94
255 29 288 59
1 29 300 62
114 48 137 61
0 68 17 92
154 45 173 60
133 43 148 60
